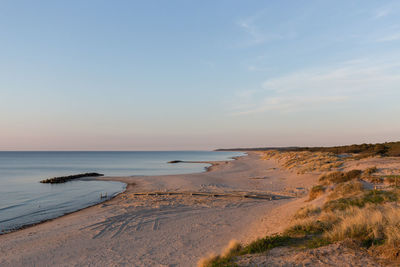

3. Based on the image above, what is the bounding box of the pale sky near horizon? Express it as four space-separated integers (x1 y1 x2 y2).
1 1 400 150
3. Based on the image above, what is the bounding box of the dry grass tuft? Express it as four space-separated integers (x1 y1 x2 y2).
325 203 400 249
365 176 384 184
364 166 378 175
384 175 400 186
197 240 242 267
197 253 218 267
323 189 398 212
293 205 321 219
221 239 242 258
319 170 362 185
327 180 364 200
285 217 330 236
308 185 326 201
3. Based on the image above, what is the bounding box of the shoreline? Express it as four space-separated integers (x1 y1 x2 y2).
0 182 127 236
0 151 311 266
1 154 244 236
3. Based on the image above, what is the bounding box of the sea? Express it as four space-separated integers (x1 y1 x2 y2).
0 151 243 233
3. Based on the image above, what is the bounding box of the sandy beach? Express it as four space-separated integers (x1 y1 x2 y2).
3 151 398 266
0 152 319 266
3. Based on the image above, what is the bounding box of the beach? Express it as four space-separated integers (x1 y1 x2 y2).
2 151 397 266
0 152 317 266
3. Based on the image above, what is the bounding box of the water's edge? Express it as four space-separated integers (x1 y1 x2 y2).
1 153 246 235
1 182 127 235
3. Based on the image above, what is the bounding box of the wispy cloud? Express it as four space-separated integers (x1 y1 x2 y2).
376 32 400 42
373 2 400 19
237 19 284 46
230 59 400 115
374 7 391 19
236 13 294 47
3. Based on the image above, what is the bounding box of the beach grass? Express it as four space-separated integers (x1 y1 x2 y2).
200 165 400 266
319 170 362 185
308 185 326 201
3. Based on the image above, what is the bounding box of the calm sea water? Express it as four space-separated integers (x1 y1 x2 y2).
0 151 243 233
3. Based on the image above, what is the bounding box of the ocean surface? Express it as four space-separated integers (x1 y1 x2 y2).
0 151 243 233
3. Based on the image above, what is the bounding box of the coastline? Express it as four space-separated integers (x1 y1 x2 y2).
0 152 315 266
0 152 241 236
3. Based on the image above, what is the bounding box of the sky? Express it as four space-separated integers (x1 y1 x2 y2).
1 0 400 150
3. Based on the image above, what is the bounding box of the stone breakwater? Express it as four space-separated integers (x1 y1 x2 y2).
40 173 104 184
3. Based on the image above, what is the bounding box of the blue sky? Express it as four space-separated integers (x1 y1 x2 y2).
1 0 400 150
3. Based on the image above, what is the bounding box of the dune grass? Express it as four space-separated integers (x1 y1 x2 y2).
319 170 362 185
200 165 400 266
262 151 345 174
364 166 378 175
384 175 400 187
308 185 326 201
293 205 321 219
325 203 400 256
198 236 294 267
327 180 364 200
323 189 398 212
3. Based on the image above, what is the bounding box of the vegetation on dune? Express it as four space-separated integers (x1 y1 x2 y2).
323 190 398 212
326 204 400 248
291 142 400 156
308 185 326 201
326 180 364 200
383 175 400 187
302 141 400 157
319 170 362 185
200 166 400 266
198 236 295 267
293 205 321 219
220 141 400 157
262 151 345 174
364 166 378 175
